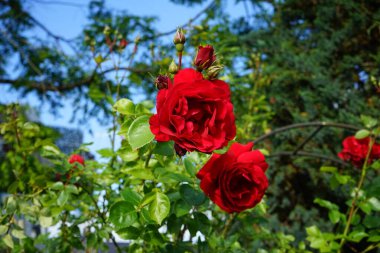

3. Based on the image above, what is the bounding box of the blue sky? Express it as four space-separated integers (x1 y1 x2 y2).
1 0 247 156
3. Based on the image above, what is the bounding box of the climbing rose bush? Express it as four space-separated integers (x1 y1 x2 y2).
149 68 236 153
197 142 269 213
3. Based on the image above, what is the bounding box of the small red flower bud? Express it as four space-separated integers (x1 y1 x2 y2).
119 39 128 49
174 143 187 156
155 75 170 90
68 154 85 166
173 28 186 45
194 45 216 71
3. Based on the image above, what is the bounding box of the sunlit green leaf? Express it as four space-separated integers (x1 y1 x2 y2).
113 98 135 115
128 115 154 149
109 201 137 229
355 129 370 139
3 234 13 249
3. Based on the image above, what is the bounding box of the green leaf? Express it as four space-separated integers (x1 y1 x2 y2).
117 226 140 240
97 148 114 158
320 166 337 173
65 185 79 195
122 167 155 180
109 201 137 229
57 191 69 206
359 202 372 214
128 115 155 149
113 98 135 115
348 231 368 242
328 210 340 224
12 229 26 239
355 129 370 139
0 225 7 235
368 197 380 211
86 233 97 248
148 191 170 225
3 234 13 249
370 160 380 170
361 115 378 129
306 226 320 237
334 173 351 185
368 235 380 242
314 198 339 211
180 184 206 206
121 188 142 206
39 216 53 227
6 196 17 214
364 215 380 229
153 141 175 156
51 182 64 191
184 157 197 177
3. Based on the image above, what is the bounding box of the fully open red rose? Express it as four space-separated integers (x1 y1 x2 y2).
197 142 269 213
150 68 236 153
194 45 216 71
338 136 380 168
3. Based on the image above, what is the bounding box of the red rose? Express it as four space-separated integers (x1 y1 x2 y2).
149 68 236 153
194 45 216 71
68 154 85 166
55 154 85 182
338 136 380 168
197 142 269 213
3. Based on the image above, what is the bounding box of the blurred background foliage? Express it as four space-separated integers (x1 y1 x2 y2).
0 0 379 252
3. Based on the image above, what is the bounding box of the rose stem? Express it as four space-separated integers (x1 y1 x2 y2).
338 136 375 252
178 51 182 69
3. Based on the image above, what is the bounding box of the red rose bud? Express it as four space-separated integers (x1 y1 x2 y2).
174 143 187 156
68 154 85 166
197 142 269 213
149 68 236 153
173 28 186 45
194 45 216 71
168 60 179 74
119 39 128 49
338 136 380 168
155 75 170 90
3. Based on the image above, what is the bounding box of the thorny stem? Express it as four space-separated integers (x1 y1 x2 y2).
338 137 375 252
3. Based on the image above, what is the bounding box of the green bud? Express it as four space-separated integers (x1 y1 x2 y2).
173 28 186 45
94 55 104 65
206 65 223 80
168 60 179 74
175 44 184 52
103 26 111 35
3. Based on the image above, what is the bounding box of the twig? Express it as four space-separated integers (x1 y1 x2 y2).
82 187 122 253
268 151 350 167
0 66 152 92
253 122 360 144
140 1 217 41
